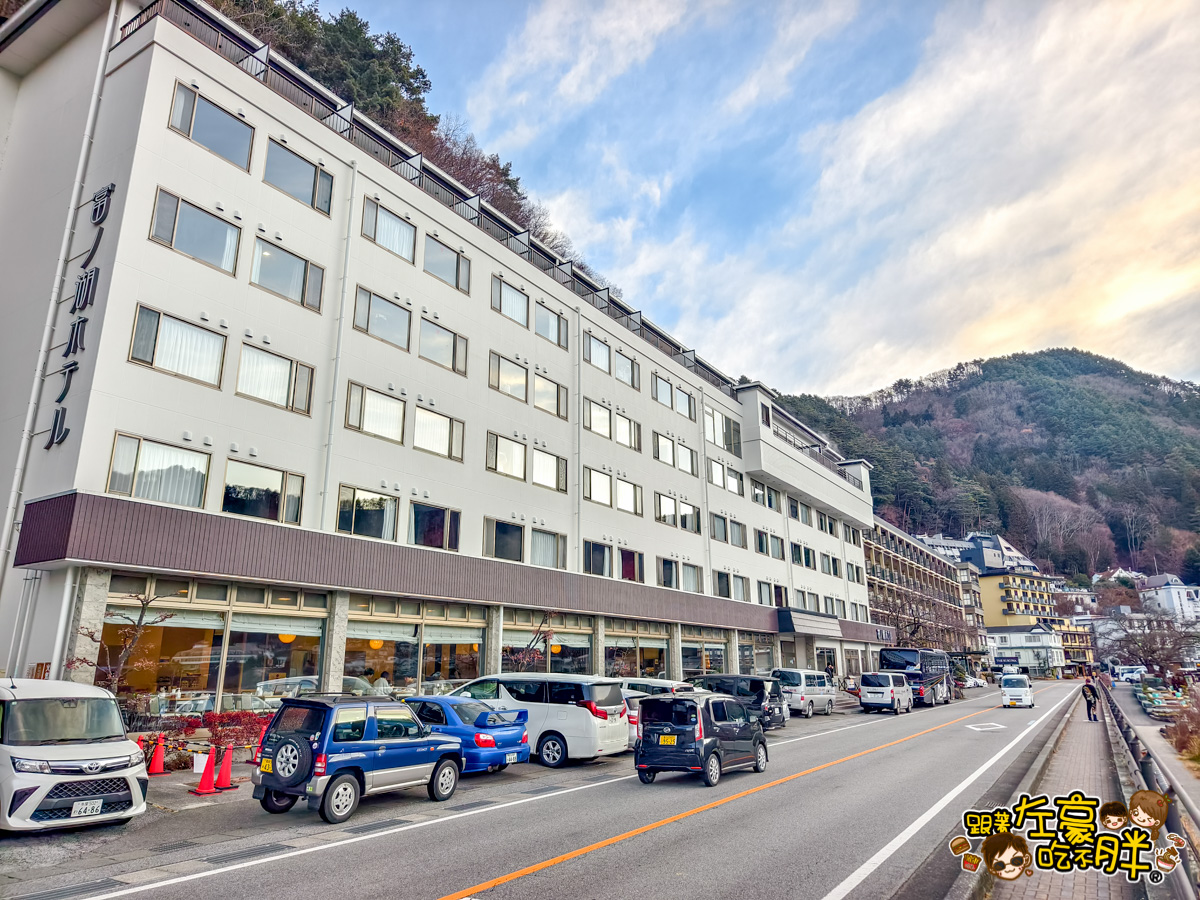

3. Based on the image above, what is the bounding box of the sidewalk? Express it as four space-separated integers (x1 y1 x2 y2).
990 699 1138 900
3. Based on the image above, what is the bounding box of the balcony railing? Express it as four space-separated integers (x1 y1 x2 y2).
770 426 863 490
118 0 740 402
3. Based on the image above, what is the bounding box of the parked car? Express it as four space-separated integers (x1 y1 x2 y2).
1000 674 1035 709
1116 666 1148 684
634 693 768 787
403 696 530 773
687 675 787 729
859 673 913 714
618 678 694 696
770 668 837 718
621 689 650 750
1 680 147 832
252 695 465 824
450 674 628 767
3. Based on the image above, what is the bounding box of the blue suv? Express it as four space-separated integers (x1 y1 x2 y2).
251 695 465 824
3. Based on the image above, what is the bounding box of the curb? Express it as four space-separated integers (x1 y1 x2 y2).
944 695 1080 900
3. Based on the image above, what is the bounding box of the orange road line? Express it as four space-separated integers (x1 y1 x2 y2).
437 699 1015 900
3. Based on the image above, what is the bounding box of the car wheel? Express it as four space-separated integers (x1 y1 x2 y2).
824 700 834 716
907 699 913 713
892 700 900 715
259 789 298 814
537 733 567 768
427 759 459 802
702 753 722 787
638 769 657 784
271 737 313 788
804 702 814 719
753 743 768 773
318 774 360 825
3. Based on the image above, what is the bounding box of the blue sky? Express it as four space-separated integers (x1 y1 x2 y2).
353 0 1200 397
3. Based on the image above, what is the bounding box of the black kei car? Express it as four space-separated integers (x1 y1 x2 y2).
686 675 788 729
634 693 768 787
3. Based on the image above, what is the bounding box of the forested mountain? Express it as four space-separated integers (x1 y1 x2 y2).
777 349 1200 581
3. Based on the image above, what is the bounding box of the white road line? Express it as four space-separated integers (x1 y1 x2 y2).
818 685 1075 900
70 691 1002 900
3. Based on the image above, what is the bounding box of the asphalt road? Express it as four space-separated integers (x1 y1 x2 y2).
2 683 1080 900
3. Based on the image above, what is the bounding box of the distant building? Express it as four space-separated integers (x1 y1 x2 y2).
1093 568 1146 587
986 623 1065 678
916 533 1038 574
1140 575 1200 622
865 518 975 657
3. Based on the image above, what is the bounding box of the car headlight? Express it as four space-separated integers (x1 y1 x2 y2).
12 757 51 774
129 752 145 768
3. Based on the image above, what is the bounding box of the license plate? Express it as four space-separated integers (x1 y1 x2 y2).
71 799 103 817
259 758 273 773
505 753 518 764
659 734 676 745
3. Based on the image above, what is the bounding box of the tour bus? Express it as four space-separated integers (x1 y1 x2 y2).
879 647 952 707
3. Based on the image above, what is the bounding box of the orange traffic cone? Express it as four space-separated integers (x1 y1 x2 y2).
147 733 168 776
189 746 220 796
214 744 238 791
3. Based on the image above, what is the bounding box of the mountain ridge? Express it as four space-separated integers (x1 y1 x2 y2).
774 348 1200 582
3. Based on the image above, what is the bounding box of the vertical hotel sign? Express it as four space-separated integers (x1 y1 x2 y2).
45 183 115 449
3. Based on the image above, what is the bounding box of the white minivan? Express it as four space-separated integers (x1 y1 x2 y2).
859 672 913 714
452 674 628 767
770 669 837 718
0 680 148 831
1000 674 1035 709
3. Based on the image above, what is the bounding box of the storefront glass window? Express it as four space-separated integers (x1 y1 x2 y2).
682 642 725 677
95 608 225 725
550 634 591 674
738 643 754 675
223 614 322 700
344 622 419 695
604 638 637 677
639 643 667 678
421 625 482 692
502 633 547 673
816 647 837 676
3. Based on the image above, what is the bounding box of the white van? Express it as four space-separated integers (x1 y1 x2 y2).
770 669 837 718
859 673 913 714
0 680 147 831
451 674 628 767
1115 666 1147 684
1000 674 1034 709
618 677 694 696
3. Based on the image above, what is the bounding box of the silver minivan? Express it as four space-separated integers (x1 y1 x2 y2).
452 673 628 767
859 672 914 714
770 669 837 718
0 680 147 831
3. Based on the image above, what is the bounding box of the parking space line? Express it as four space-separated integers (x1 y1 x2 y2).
819 685 1072 900
431 703 1002 900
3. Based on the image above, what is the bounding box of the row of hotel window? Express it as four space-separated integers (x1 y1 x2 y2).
105 430 862 582
164 83 705 414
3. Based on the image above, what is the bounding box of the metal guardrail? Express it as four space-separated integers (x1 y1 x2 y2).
1104 683 1200 899
116 0 741 402
769 426 864 489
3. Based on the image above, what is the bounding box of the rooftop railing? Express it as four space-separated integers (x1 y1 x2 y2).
118 0 740 402
770 426 864 490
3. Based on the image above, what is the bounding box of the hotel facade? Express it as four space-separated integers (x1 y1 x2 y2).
0 0 892 708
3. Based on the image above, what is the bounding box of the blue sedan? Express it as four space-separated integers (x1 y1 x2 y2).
404 696 530 773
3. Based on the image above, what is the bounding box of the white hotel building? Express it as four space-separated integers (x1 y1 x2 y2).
0 0 890 706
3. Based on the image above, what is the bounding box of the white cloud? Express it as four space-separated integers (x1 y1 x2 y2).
466 0 695 151
629 0 1200 395
722 0 859 116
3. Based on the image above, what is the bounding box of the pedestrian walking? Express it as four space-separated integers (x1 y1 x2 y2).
1082 677 1099 722
824 662 835 681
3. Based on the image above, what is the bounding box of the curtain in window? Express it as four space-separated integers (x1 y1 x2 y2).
414 408 450 455
252 239 305 302
175 203 238 272
682 565 699 593
376 205 415 260
238 346 292 405
532 450 556 488
156 315 224 385
354 491 397 540
361 390 405 441
531 530 560 567
133 440 207 507
107 435 139 494
500 282 527 326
